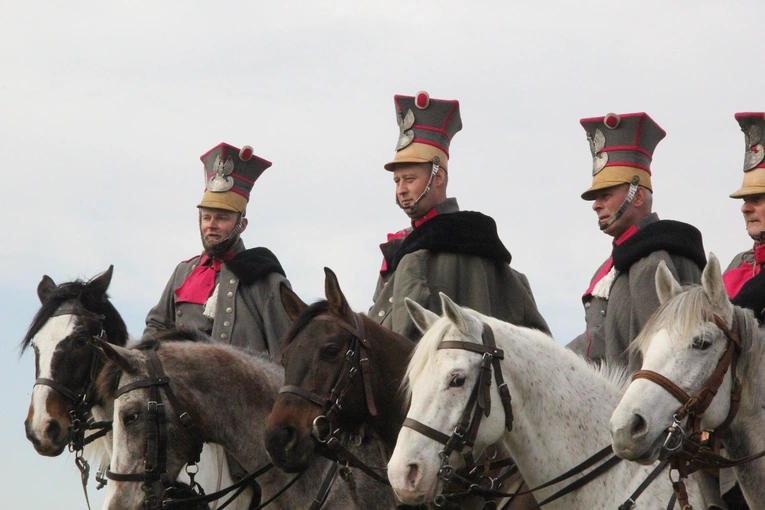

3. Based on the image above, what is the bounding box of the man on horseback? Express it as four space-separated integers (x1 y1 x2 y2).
144 143 292 359
567 112 706 374
369 91 550 341
724 112 765 324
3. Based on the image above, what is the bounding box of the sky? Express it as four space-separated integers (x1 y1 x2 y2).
1 1 760 507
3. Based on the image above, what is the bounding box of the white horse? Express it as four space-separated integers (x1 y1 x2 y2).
387 293 703 509
21 267 253 509
610 253 765 507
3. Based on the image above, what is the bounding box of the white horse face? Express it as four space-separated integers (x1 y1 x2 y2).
24 313 84 456
388 296 506 505
103 357 198 509
610 254 735 463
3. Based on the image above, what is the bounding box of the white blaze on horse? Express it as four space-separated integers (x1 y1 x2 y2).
387 293 703 509
610 253 765 507
20 267 253 509
95 336 395 510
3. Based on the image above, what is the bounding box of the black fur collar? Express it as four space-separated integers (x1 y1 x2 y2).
612 220 706 272
225 247 286 286
388 211 511 273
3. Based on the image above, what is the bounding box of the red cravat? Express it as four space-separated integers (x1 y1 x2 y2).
174 254 232 305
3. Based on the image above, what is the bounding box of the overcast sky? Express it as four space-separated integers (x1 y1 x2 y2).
2 2 760 507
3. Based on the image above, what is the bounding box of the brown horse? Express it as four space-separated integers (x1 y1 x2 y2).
264 268 413 474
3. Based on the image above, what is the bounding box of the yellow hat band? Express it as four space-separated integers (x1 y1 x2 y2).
730 167 765 198
581 166 652 200
197 190 248 213
384 142 448 171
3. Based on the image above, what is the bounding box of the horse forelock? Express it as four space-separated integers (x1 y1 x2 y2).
281 300 331 352
632 285 717 355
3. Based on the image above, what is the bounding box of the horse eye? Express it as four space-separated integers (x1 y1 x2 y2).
449 374 466 388
691 336 711 350
73 336 88 347
321 344 342 360
122 412 139 426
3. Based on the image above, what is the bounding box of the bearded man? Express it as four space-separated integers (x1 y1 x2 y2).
144 142 292 359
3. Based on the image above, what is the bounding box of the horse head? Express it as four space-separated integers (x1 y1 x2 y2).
22 265 127 456
610 253 752 463
388 294 507 506
95 338 208 510
265 267 416 474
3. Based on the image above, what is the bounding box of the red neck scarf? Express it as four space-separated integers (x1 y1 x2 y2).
723 243 765 298
174 253 234 305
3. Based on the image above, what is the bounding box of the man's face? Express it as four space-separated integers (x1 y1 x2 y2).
393 163 435 219
199 207 243 252
741 194 765 240
590 183 633 238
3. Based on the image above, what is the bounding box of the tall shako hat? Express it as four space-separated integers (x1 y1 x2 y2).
730 112 765 198
197 142 272 214
580 112 666 200
384 91 462 171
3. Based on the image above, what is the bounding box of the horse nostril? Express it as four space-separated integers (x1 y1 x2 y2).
406 463 421 489
280 425 298 451
630 414 648 437
45 420 62 441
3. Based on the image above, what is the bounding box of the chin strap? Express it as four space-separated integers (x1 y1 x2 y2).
398 157 441 217
600 175 640 230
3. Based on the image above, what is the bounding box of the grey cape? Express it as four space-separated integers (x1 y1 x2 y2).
369 198 550 341
567 213 706 374
144 239 292 360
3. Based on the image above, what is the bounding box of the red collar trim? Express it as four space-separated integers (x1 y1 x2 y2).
412 207 439 228
614 224 639 246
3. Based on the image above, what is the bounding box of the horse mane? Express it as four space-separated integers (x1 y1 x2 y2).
19 277 128 354
280 300 331 351
405 310 632 398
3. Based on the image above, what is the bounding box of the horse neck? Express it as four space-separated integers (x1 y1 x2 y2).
490 322 623 483
364 319 412 447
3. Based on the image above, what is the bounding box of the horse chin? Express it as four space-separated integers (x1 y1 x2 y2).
264 432 316 473
622 430 666 465
24 419 70 457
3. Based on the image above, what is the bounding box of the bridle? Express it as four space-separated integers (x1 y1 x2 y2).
105 346 206 509
632 313 743 509
32 302 113 508
278 312 389 486
402 323 514 507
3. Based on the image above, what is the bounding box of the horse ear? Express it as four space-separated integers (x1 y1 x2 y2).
89 336 142 374
440 293 471 336
702 253 727 309
280 282 307 321
655 260 682 305
405 298 439 333
37 275 57 302
324 267 353 318
89 265 114 299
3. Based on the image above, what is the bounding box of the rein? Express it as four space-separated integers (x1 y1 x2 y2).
278 312 389 487
631 313 747 508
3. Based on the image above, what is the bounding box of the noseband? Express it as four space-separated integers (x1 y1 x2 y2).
402 323 514 505
106 346 205 510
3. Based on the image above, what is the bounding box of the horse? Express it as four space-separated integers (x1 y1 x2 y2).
20 266 255 509
387 292 704 509
264 268 413 472
610 253 765 507
95 335 396 509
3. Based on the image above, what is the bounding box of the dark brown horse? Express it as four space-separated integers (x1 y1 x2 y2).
264 268 413 472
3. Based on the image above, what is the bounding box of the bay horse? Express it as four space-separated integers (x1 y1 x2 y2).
610 253 765 507
264 268 413 474
95 336 395 509
20 266 254 509
388 293 704 509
